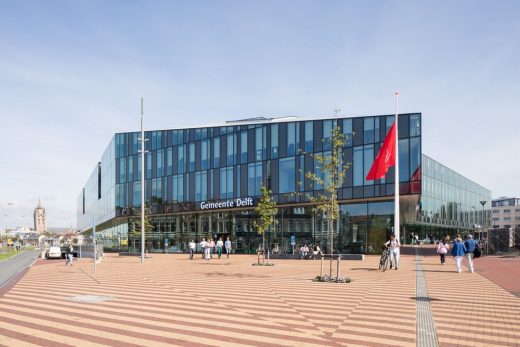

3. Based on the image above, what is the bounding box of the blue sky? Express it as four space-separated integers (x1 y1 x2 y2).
0 0 518 228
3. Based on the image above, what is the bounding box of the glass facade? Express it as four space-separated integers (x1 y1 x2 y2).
78 113 491 254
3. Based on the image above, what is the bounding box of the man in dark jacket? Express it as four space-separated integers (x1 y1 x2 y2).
464 234 477 273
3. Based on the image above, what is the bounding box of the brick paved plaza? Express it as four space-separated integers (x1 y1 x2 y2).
0 246 519 347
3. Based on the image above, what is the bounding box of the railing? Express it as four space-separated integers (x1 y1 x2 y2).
488 228 517 254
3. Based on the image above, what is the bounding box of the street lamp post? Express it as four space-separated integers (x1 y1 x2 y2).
138 97 148 264
480 200 487 250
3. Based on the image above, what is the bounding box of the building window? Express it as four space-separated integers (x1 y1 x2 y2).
343 119 353 147
287 123 296 156
353 146 363 186
166 147 172 176
323 120 333 151
133 181 141 207
201 140 209 170
137 155 142 180
271 124 278 158
503 209 511 213
152 178 163 204
128 156 133 181
146 152 152 178
213 137 220 168
364 117 374 144
195 171 208 201
279 157 295 193
398 138 409 182
410 137 421 180
363 145 374 185
119 158 126 183
189 143 195 172
157 149 164 177
255 126 266 161
220 167 234 199
227 134 236 166
504 217 511 221
172 175 184 202
178 145 185 174
240 131 248 163
248 162 263 196
305 121 313 152
410 114 421 136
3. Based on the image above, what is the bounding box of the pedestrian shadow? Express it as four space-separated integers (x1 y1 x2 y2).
205 272 268 278
412 269 458 273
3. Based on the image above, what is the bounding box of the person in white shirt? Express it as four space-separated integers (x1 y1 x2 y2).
385 234 400 270
216 238 224 259
225 237 232 258
188 239 196 260
200 238 206 259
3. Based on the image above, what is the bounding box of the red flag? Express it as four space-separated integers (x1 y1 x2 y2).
366 122 396 180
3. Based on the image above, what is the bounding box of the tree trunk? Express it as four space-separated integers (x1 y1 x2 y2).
329 218 333 278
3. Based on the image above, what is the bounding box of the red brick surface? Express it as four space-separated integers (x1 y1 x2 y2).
0 247 518 346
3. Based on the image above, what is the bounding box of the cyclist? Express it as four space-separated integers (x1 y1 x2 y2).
384 234 400 270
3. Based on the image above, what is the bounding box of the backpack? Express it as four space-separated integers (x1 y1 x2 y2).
474 245 481 258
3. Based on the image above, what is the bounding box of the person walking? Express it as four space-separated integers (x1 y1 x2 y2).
451 235 467 273
200 238 206 259
209 238 215 259
225 237 231 258
65 242 74 266
384 234 400 270
188 239 196 260
216 238 223 259
203 239 211 260
437 239 449 265
464 234 477 273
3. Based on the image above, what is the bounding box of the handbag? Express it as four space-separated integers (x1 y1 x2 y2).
474 246 482 258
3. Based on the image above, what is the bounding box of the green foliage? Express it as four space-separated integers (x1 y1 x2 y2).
253 185 277 236
133 201 154 234
305 126 350 223
313 275 351 283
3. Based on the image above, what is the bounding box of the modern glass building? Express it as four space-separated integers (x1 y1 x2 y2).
77 113 491 254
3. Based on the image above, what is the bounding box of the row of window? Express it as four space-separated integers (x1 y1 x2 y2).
492 216 520 221
115 115 422 160
492 209 520 213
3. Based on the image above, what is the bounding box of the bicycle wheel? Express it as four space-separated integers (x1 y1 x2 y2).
381 253 389 272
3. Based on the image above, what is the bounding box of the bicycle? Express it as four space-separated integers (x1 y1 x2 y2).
379 247 390 272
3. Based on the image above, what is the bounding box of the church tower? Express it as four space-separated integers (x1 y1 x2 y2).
34 198 47 233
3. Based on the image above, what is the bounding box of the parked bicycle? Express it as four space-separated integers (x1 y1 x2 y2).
379 247 390 271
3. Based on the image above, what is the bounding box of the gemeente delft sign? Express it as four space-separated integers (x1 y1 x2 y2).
200 197 255 210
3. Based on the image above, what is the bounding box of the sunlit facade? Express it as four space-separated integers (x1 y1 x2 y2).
78 113 491 254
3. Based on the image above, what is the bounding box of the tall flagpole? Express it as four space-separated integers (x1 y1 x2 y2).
140 97 145 264
394 92 400 242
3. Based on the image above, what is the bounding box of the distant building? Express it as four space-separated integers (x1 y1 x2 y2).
492 197 520 229
491 197 520 251
33 198 47 233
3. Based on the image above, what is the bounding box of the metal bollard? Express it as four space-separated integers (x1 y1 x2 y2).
320 255 324 277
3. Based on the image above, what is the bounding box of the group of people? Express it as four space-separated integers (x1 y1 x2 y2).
188 237 232 260
437 234 478 273
298 244 323 260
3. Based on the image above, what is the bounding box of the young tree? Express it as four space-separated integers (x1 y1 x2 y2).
133 201 154 251
305 126 350 277
253 185 277 264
